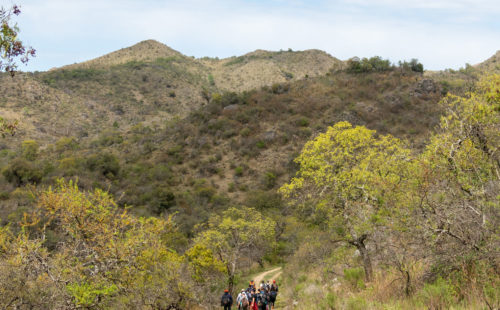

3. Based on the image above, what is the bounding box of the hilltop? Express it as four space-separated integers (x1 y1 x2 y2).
61 40 186 69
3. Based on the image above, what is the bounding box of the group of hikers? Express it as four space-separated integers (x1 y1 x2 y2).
221 279 279 310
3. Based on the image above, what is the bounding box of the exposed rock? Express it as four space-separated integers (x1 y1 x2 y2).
415 79 437 94
263 130 276 142
223 104 239 111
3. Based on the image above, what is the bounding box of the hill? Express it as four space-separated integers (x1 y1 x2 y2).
475 50 500 73
0 42 498 309
0 68 444 230
0 41 344 142
61 40 187 69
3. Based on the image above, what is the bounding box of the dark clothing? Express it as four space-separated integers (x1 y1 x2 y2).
221 292 233 309
257 292 268 310
269 290 278 303
251 293 258 310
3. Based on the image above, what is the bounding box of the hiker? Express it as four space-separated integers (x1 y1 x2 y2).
237 289 250 310
257 289 269 310
259 280 265 290
270 280 279 292
250 289 259 310
245 288 252 304
221 289 233 310
249 280 256 290
265 280 271 292
269 280 279 309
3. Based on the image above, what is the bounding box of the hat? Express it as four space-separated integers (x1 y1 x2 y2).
224 289 229 292
273 280 276 283
241 289 245 292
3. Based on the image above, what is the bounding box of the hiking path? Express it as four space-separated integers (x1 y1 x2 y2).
253 266 282 285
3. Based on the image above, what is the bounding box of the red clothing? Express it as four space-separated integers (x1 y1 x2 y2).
251 300 258 310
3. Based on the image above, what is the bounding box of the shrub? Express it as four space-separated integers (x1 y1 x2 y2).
97 130 123 147
2 158 43 186
58 157 81 176
282 71 294 80
207 74 215 86
262 171 277 189
417 277 456 309
244 190 282 210
320 292 338 310
85 153 120 179
271 83 290 94
240 127 251 137
151 187 176 213
234 166 244 176
298 117 310 127
256 141 266 149
344 267 365 290
55 137 78 153
21 140 39 161
346 296 368 310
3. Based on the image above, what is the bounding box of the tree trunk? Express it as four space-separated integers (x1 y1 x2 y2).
228 273 234 296
227 261 237 295
350 234 373 282
404 270 411 296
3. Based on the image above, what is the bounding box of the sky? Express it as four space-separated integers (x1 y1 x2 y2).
6 0 500 71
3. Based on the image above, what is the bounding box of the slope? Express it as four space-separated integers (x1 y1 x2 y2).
0 68 444 232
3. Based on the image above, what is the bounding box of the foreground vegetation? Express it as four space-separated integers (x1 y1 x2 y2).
278 74 500 309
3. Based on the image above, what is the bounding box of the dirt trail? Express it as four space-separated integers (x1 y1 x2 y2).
253 267 282 285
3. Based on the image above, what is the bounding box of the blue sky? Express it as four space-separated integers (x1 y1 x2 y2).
7 0 500 71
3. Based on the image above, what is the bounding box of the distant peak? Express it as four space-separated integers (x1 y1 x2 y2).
59 39 185 70
131 39 169 49
126 39 182 55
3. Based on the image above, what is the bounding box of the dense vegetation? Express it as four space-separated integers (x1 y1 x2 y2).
277 74 500 309
0 43 498 308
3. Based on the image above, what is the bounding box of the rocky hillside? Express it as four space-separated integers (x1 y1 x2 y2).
0 40 343 143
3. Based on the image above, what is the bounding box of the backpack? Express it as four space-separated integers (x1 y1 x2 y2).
257 294 265 306
260 293 268 304
222 295 231 306
269 290 277 301
241 295 249 307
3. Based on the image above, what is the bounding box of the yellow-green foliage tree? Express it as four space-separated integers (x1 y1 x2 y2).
0 180 192 309
280 121 412 282
192 206 276 294
414 75 500 302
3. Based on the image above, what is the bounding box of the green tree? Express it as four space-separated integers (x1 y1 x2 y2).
21 139 39 160
280 121 412 282
0 5 35 74
0 4 35 137
2 157 43 185
192 206 276 293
